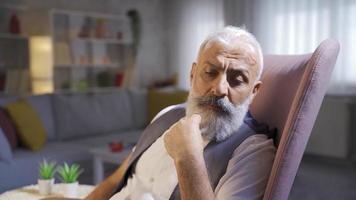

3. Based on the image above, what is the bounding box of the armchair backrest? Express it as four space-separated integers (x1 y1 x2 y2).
250 39 340 200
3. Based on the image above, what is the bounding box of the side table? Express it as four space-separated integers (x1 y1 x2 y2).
0 184 94 200
89 145 134 184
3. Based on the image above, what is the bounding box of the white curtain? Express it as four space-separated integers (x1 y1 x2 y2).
225 0 356 93
167 0 224 90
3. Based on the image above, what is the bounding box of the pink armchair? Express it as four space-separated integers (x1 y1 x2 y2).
250 39 340 200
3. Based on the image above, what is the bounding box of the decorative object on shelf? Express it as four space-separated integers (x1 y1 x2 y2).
9 13 21 35
78 17 92 38
70 40 90 65
74 79 89 91
115 72 125 87
109 141 124 152
30 36 54 94
57 162 84 198
60 81 71 90
127 9 140 58
96 71 114 87
95 18 107 39
92 43 107 65
38 159 56 195
120 9 139 88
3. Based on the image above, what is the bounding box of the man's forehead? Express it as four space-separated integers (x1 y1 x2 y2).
201 40 257 60
198 40 260 79
200 41 258 67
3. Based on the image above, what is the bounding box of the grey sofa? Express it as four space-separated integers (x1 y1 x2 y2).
0 88 147 193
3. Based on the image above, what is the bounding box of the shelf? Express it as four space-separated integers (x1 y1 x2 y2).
54 64 121 68
70 37 131 45
55 86 123 93
51 9 127 21
0 33 28 40
51 9 133 92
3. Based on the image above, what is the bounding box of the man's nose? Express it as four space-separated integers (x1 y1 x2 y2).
212 75 228 97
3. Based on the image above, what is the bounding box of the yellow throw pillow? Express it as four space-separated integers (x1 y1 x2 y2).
5 99 47 151
148 89 188 122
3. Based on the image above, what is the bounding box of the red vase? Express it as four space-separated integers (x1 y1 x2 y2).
115 72 124 87
9 14 21 35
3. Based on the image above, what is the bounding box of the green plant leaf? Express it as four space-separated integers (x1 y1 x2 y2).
39 159 57 180
57 163 84 183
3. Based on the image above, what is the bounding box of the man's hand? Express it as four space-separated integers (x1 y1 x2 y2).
163 114 204 162
163 114 215 200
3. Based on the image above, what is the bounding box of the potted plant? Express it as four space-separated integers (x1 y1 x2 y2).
38 159 56 195
57 162 84 198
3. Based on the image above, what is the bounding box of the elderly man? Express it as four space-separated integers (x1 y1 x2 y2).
85 26 275 200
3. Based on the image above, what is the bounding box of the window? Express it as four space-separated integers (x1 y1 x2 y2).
226 0 356 93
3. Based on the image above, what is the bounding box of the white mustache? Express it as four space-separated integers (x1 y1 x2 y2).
195 95 235 116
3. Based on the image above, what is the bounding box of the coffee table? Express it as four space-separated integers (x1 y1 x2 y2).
0 184 94 200
89 145 134 184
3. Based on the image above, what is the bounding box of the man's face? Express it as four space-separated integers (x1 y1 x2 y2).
190 40 261 106
186 39 262 141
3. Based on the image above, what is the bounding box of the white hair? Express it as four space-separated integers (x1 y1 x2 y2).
197 26 264 80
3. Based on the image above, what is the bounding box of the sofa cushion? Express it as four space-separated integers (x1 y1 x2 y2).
0 127 12 161
5 99 47 151
53 90 134 140
27 94 56 141
0 108 18 149
128 89 148 129
0 95 56 142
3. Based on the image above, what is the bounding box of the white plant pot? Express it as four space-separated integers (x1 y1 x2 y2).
38 178 54 195
63 181 79 198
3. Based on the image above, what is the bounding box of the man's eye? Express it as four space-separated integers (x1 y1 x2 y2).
228 75 245 87
205 70 218 76
236 75 244 82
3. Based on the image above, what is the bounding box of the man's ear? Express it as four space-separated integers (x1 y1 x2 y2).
190 62 197 86
251 81 262 99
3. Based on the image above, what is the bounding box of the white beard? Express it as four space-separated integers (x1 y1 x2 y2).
186 92 252 142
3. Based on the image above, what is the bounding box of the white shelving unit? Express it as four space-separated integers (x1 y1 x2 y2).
0 6 30 95
50 9 133 92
